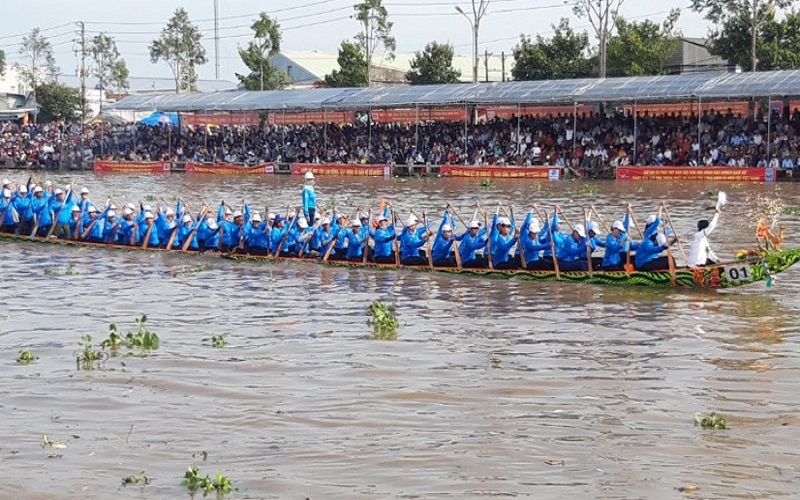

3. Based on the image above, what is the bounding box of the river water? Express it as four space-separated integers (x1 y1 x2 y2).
1 170 799 499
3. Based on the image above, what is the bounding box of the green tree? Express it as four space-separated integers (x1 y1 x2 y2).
14 28 59 123
690 0 795 71
406 41 461 85
709 7 800 70
89 33 130 96
606 9 681 76
236 12 285 90
354 0 396 86
0 49 5 77
324 40 368 87
35 82 82 123
149 8 207 92
511 18 594 81
573 0 625 77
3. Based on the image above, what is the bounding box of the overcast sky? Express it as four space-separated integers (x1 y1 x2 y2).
0 0 713 82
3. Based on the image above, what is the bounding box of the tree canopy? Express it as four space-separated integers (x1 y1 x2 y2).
406 41 461 85
354 0 396 86
35 82 82 123
14 28 59 93
89 33 130 94
236 12 285 90
606 9 681 76
512 18 594 81
691 0 795 71
708 7 800 71
149 8 207 93
573 0 625 77
325 41 368 87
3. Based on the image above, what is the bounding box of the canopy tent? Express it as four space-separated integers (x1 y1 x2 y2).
106 70 800 113
138 111 179 126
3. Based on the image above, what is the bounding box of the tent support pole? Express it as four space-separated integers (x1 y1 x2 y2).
633 100 637 164
464 103 468 164
516 103 521 160
415 104 419 152
368 107 372 163
767 96 772 161
572 101 577 155
697 96 702 163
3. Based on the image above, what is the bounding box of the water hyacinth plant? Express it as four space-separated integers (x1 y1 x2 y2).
367 301 399 340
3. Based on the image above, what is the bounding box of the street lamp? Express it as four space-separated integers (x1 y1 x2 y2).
455 1 489 84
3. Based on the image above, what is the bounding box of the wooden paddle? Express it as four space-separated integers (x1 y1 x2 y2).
181 209 207 251
46 185 72 238
391 208 401 266
166 224 179 250
422 211 433 269
483 209 494 271
80 218 100 240
28 213 39 240
141 219 155 249
590 205 611 233
584 208 593 277
300 217 323 259
540 208 560 279
626 204 645 239
274 207 297 257
362 209 372 264
511 206 525 269
660 201 688 264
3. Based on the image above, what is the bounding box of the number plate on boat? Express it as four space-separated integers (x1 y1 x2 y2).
723 264 754 283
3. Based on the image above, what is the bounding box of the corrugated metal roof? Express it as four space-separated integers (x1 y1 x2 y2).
106 70 800 112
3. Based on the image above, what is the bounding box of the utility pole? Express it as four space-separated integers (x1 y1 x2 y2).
77 21 87 170
501 51 505 82
214 0 220 79
455 1 490 84
484 49 491 82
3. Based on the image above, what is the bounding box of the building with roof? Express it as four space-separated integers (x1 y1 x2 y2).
665 38 734 74
271 50 515 88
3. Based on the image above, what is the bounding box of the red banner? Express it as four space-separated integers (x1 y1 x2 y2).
185 161 275 175
291 163 389 177
180 113 260 127
268 111 354 125
369 108 468 123
93 160 171 174
440 165 561 179
477 105 596 122
622 101 749 117
616 166 775 182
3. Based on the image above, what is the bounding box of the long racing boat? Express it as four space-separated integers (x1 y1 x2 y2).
2 233 798 289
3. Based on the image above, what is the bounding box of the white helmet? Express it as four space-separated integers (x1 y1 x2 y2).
304 171 315 180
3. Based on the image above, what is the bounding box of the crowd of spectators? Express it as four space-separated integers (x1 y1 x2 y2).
4 107 800 175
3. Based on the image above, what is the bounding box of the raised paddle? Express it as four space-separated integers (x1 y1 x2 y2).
181 210 207 251
46 185 72 238
483 209 494 271
660 202 688 264
362 209 372 264
422 211 434 269
626 204 645 240
554 205 574 230
141 219 155 249
274 208 297 258
590 205 611 233
391 208 402 266
512 206 525 269
584 208 593 276
542 209 560 279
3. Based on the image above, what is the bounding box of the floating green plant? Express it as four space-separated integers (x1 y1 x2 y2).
121 471 150 486
16 350 37 364
479 178 496 189
101 315 160 354
75 335 106 370
577 184 599 196
181 464 232 494
367 301 399 340
695 412 727 429
210 335 226 348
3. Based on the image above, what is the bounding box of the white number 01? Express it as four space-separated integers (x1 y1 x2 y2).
724 265 752 282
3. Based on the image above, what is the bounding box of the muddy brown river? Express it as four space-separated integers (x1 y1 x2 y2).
1 170 799 499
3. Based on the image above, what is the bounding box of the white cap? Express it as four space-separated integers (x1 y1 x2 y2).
123 207 134 216
377 215 389 222
588 221 600 234
224 208 232 216
268 212 276 221
45 181 53 186
321 217 331 225
351 219 362 227
80 187 89 194
126 203 136 211
304 171 315 180
33 186 43 194
88 206 97 213
233 210 243 218
144 211 154 219
107 210 116 218
358 212 369 220
143 204 152 212
165 207 175 216
469 220 480 229
19 185 27 194
442 223 453 232
287 210 296 218
207 219 218 229
2 189 10 198
2 178 10 185
656 233 667 246
298 218 309 229
498 217 511 226
408 214 419 224
646 214 657 225
612 220 625 231
252 213 262 222
314 213 321 220
54 188 63 195
528 220 541 233
182 214 192 223
71 205 80 212
405 217 417 227
574 225 586 238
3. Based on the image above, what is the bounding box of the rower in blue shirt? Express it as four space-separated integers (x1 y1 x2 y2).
137 212 160 247
557 224 589 271
83 206 109 242
634 213 676 270
345 218 368 261
518 212 550 270
369 213 397 263
102 210 120 243
13 185 32 235
269 215 289 255
175 214 201 250
601 220 630 270
431 210 458 267
30 186 52 237
489 210 518 269
455 219 488 268
244 212 269 255
399 216 429 265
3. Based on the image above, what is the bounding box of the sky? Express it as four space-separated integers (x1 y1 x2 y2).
0 0 714 83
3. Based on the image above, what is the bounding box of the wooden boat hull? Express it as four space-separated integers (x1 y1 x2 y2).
3 233 797 289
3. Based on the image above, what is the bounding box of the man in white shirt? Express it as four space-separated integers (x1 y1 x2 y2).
687 208 721 268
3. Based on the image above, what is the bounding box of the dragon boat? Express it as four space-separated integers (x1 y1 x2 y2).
2 233 799 289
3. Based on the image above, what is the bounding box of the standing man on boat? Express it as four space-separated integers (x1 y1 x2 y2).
302 171 317 224
687 207 721 268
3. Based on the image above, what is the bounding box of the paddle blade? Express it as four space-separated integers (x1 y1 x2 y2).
716 191 727 210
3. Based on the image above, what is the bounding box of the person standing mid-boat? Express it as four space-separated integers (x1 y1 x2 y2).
687 208 721 268
302 171 317 224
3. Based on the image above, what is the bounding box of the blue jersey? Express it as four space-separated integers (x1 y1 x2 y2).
399 226 426 260
302 185 317 218
370 225 396 258
635 236 668 268
455 228 487 261
489 214 517 265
